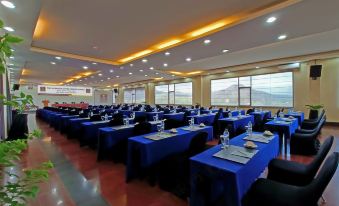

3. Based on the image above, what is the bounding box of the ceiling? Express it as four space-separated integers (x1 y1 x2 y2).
1 0 339 88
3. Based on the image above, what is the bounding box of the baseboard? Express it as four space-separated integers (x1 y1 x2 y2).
325 122 339 126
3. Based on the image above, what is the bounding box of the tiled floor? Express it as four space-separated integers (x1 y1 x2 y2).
21 114 339 206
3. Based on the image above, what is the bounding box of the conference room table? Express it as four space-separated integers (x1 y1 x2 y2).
201 109 219 114
163 112 185 121
97 121 160 161
146 111 164 121
59 115 79 133
223 110 246 118
126 125 213 182
190 132 279 206
218 115 255 137
67 117 91 139
265 117 299 153
187 114 216 126
284 111 305 125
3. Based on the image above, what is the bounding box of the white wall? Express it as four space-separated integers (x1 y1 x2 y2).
13 85 114 108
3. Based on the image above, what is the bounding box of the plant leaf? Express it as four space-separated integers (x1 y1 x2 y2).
5 35 23 43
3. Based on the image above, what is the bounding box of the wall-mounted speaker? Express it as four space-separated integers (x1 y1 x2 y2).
12 84 20 91
310 65 322 80
113 88 118 93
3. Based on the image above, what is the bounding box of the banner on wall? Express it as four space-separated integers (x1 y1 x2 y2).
37 85 93 96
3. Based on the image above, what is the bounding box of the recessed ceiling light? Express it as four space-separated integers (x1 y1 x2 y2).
149 67 154 70
144 74 148 77
10 49 14 52
98 73 102 76
50 61 56 65
139 69 143 72
165 52 171 56
185 57 192 62
84 78 87 80
163 63 168 67
82 66 88 70
204 39 211 44
3 26 14 32
9 56 14 59
226 70 230 73
130 64 134 67
101 79 104 82
142 59 148 63
116 75 120 78
129 72 133 75
91 76 94 78
255 66 260 69
155 72 159 75
266 16 277 23
92 46 98 49
1 1 15 8
84 84 87 85
79 80 82 82
107 77 111 80
172 75 175 77
120 66 124 70
8 63 14 66
92 62 97 65
109 69 114 73
222 49 229 53
55 56 62 60
278 34 287 40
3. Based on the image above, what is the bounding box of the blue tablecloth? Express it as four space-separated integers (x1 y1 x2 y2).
222 110 245 118
79 121 111 147
126 126 213 181
59 115 79 133
285 112 304 125
190 132 279 206
146 112 164 121
67 118 91 139
265 118 299 139
187 114 216 126
118 110 133 117
97 122 160 160
163 112 185 121
201 109 218 114
218 115 254 137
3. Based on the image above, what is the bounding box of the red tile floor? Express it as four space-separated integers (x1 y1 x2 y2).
21 114 339 206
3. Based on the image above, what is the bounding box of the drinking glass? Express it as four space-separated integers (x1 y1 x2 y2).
153 116 157 122
157 124 162 135
223 129 230 149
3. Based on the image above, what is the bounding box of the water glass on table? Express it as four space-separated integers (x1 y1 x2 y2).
157 124 162 135
220 129 230 150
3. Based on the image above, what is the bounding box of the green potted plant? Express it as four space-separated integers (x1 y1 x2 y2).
1 19 53 205
305 104 324 119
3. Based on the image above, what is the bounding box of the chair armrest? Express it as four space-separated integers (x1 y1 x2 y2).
243 178 307 206
267 159 311 186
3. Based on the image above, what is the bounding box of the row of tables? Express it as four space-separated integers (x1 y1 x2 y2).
36 108 304 206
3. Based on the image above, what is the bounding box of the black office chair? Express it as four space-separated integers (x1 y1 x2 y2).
243 152 339 206
90 114 102 121
157 132 208 199
290 116 326 155
109 113 124 126
267 136 334 186
133 121 152 136
246 108 254 115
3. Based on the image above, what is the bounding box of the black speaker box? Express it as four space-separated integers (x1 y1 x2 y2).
13 84 20 90
310 65 322 79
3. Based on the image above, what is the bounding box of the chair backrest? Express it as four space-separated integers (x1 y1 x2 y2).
109 113 124 126
246 108 254 115
306 152 339 204
90 114 102 121
134 115 147 124
188 132 208 157
133 122 152 136
307 136 334 178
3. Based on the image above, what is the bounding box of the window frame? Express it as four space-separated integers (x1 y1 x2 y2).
123 87 145 104
210 71 294 108
154 82 193 105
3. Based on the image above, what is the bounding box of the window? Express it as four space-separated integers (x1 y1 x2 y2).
124 89 134 104
174 82 192 105
135 88 146 104
251 72 293 107
155 85 169 104
124 87 145 104
211 72 293 107
211 78 238 106
154 82 193 105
